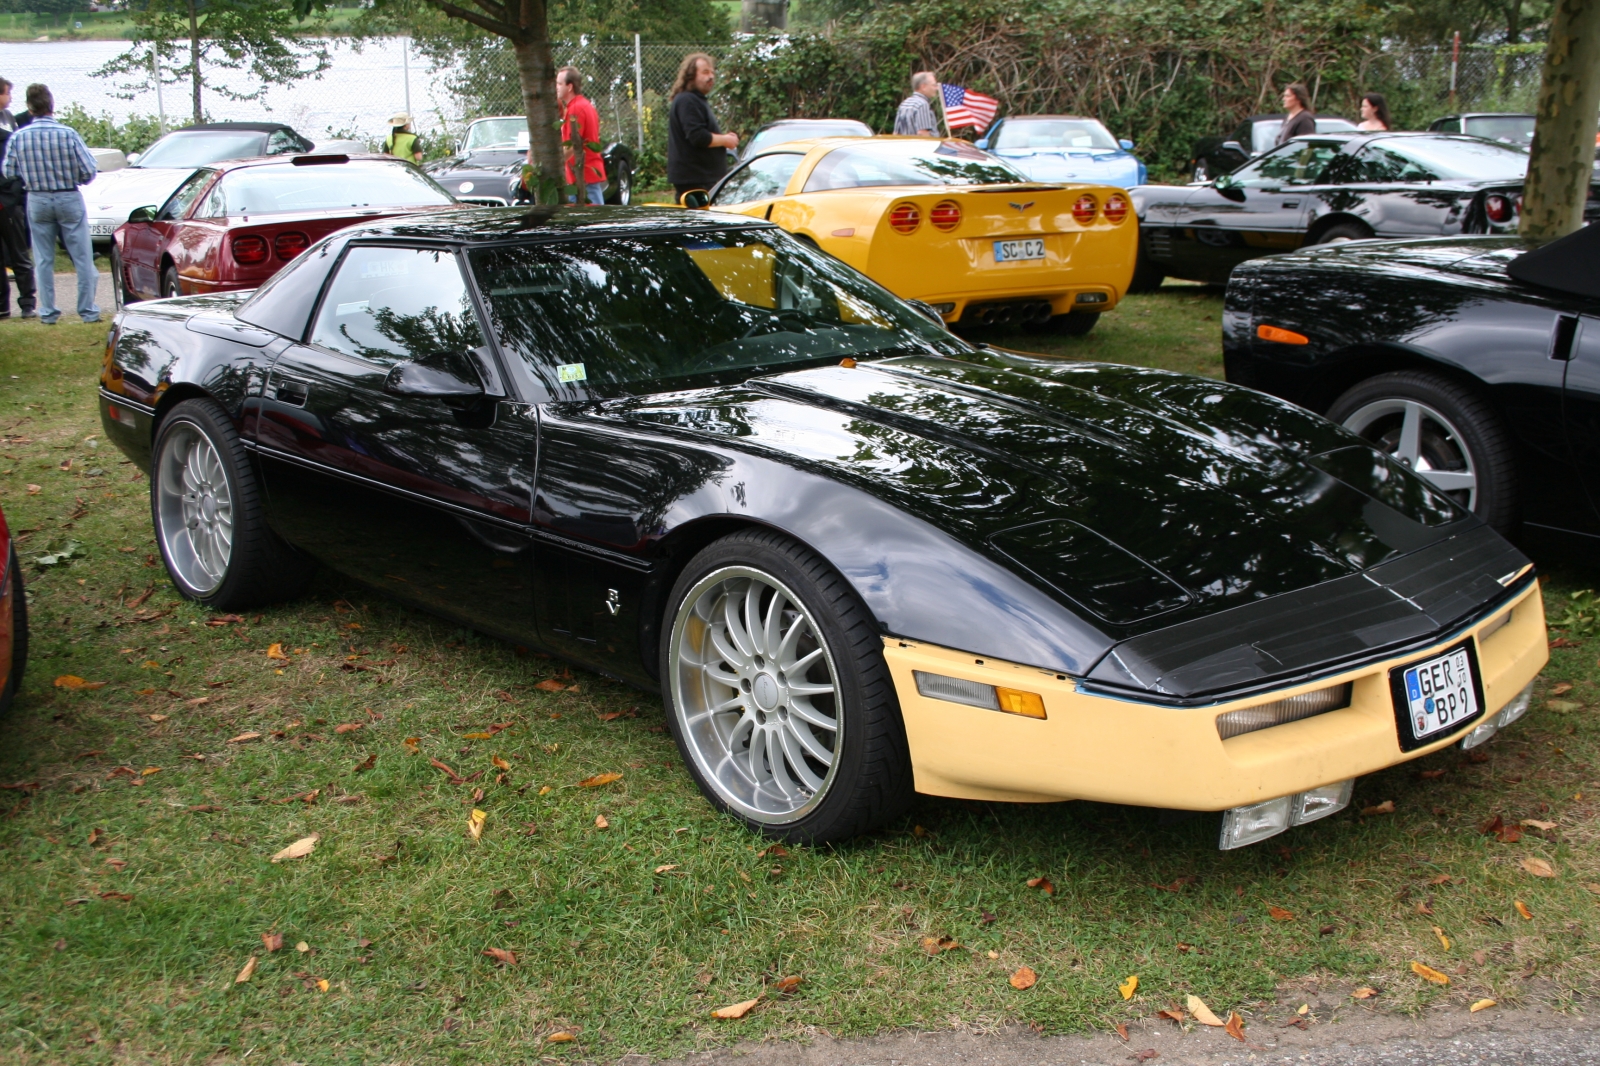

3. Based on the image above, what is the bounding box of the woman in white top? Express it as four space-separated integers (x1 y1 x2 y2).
1357 93 1391 132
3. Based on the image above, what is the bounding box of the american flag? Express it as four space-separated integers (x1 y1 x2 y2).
940 84 999 133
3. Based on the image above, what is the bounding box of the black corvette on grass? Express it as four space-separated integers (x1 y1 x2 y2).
1131 131 1600 290
1223 220 1600 547
97 206 1546 848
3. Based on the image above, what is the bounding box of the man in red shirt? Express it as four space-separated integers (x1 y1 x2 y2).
557 67 607 204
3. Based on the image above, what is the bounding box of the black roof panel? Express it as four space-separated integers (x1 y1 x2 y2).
174 122 296 134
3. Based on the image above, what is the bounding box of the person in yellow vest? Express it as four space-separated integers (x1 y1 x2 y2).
383 112 422 163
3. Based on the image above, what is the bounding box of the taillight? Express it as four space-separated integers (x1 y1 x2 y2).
1072 194 1099 225
1103 193 1129 224
929 200 961 231
889 202 920 234
1485 193 1517 224
274 231 310 261
231 234 269 265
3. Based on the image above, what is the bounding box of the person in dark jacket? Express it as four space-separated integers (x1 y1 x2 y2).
1275 83 1316 145
0 78 35 319
666 52 738 200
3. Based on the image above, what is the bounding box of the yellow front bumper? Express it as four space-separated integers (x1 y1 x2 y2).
883 580 1546 810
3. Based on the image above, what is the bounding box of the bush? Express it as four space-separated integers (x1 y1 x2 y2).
55 105 182 156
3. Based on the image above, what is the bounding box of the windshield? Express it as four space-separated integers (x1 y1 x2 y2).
470 228 963 399
1376 136 1529 180
136 130 267 168
1463 115 1536 145
464 119 529 152
994 119 1118 150
1250 117 1355 154
802 139 1024 192
746 121 870 156
218 162 454 215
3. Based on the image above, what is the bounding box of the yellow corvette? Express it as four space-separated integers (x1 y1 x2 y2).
705 136 1137 334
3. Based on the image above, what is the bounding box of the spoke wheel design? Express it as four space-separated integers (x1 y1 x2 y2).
155 422 234 596
670 565 843 824
1341 398 1477 510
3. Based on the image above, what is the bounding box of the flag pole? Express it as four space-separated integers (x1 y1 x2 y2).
936 81 952 139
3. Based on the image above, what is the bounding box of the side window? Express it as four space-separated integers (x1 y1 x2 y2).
157 169 216 221
266 129 299 155
308 246 485 367
195 182 228 219
1351 146 1439 183
712 153 803 206
1233 142 1339 187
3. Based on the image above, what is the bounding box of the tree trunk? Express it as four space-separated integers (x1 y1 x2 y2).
511 0 560 204
1520 0 1600 241
188 0 201 124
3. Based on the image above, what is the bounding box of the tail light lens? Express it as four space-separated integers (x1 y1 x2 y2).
274 231 310 261
1103 193 1129 224
1072 194 1099 225
929 200 961 231
231 234 269 265
1485 193 1517 224
889 202 920 234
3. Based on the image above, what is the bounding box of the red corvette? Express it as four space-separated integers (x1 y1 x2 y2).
110 155 458 306
0 504 27 716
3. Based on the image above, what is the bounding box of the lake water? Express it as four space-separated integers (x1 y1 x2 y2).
0 37 463 145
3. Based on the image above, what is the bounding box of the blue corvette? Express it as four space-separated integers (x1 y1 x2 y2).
976 116 1147 189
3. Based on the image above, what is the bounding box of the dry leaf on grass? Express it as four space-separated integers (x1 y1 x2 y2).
53 675 107 690
534 679 569 692
1187 995 1224 1026
1362 800 1395 816
468 809 487 842
266 644 290 661
1114 1022 1128 1041
229 732 262 744
920 935 959 955
1411 961 1450 985
1520 857 1556 878
1157 1009 1187 1023
711 998 761 1019
1267 905 1294 921
1515 900 1534 920
353 753 376 773
270 834 320 863
1351 987 1379 999
147 714 169 723
261 932 283 952
1433 926 1451 951
1470 998 1496 1012
333 723 362 734
1119 974 1139 1000
492 755 512 771
757 845 789 859
234 956 257 984
577 772 623 788
482 947 517 966
317 979 330 992
546 1031 576 1043
1224 1012 1246 1042
773 975 801 995
1026 876 1055 895
1522 819 1558 831
1009 966 1037 990
296 941 311 953
654 864 680 874
594 815 610 828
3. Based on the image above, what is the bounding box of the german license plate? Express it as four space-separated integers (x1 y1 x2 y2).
1392 642 1482 745
90 222 117 236
993 238 1045 263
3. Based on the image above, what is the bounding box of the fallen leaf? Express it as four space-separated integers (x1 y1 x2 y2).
1361 800 1395 816
546 1031 576 1043
1131 1052 1158 1064
1026 876 1055 895
333 723 362 734
578 772 623 788
1115 1022 1129 1041
773 975 801 994
1415 899 1435 916
141 766 161 776
25 484 38 494
711 997 761 1019
1470 998 1496 1012
104 858 127 871
266 644 290 660
1433 925 1451 951
1009 965 1037 990
534 679 568 692
1224 1012 1246 1042
1497 825 1524 843
468 808 487 842
429 756 462 783
53 675 107 690
491 755 512 771
353 753 376 772
1419 768 1447 779
235 956 257 983
1430 874 1453 885
1119 974 1139 1000
296 941 311 953
1157 1009 1186 1023
594 814 609 829
317 978 329 992
462 731 492 740
483 947 517 966
270 834 320 863
1351 987 1379 999
1411 961 1450 985
1550 637 1582 648
228 732 262 744
1515 900 1534 920
1187 995 1224 1026
1267 905 1294 921
1583 883 1600 895
147 713 169 723
920 935 959 955
757 844 790 859
262 932 283 952
1522 819 1558 831
98 892 133 902
1520 857 1556 878
1546 699 1582 713
654 864 679 874
538 785 552 795
1480 814 1505 835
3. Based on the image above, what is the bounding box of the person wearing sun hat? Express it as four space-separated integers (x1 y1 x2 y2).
383 111 422 163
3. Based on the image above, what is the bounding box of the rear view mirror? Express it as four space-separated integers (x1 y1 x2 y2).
384 352 484 400
679 189 710 210
127 152 141 165
1221 140 1245 155
1213 175 1247 202
1119 138 1134 150
127 205 157 223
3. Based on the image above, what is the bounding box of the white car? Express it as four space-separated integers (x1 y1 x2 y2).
83 121 320 249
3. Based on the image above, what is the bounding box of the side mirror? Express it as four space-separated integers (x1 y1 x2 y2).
384 353 484 400
127 152 141 165
679 189 710 210
974 137 990 150
126 205 157 223
1221 140 1245 155
1214 177 1247 203
1118 138 1134 150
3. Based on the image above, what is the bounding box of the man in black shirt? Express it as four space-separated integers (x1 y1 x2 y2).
0 77 35 319
667 52 738 200
1275 83 1316 145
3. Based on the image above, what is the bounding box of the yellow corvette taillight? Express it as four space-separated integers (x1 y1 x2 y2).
1072 194 1099 225
1103 193 1129 224
889 202 921 234
930 199 961 231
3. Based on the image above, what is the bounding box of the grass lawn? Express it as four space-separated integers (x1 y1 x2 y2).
0 288 1596 1063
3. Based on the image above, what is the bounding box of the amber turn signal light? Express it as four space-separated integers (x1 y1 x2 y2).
1256 324 1309 345
995 687 1047 719
912 671 1047 719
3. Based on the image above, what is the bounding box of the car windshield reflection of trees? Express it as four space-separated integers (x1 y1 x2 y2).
804 146 1022 191
470 230 958 399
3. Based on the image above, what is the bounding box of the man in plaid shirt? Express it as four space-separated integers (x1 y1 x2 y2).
1 84 98 324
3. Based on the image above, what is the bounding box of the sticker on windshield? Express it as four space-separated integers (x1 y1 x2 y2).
556 362 587 383
360 259 411 279
336 300 370 316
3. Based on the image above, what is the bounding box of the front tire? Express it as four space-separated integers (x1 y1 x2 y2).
607 160 632 205
1327 371 1516 534
1128 245 1165 293
661 529 912 843
160 264 180 299
151 399 315 609
110 247 136 309
0 545 28 716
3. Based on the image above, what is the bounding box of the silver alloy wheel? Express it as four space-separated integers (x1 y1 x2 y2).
155 422 234 595
1341 397 1478 510
669 566 842 824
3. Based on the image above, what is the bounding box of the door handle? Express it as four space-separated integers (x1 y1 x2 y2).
274 379 309 406
1283 201 1300 208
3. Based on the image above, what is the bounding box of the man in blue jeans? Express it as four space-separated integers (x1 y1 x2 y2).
1 84 97 324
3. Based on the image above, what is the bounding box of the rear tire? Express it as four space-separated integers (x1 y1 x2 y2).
1044 310 1100 336
1128 246 1165 293
661 529 913 843
150 398 315 609
1316 221 1374 244
0 545 28 716
160 264 180 299
607 160 632 205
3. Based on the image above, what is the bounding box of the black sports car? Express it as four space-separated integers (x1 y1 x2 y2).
424 116 635 206
1133 131 1600 290
99 206 1546 849
1189 113 1357 182
1224 222 1600 547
